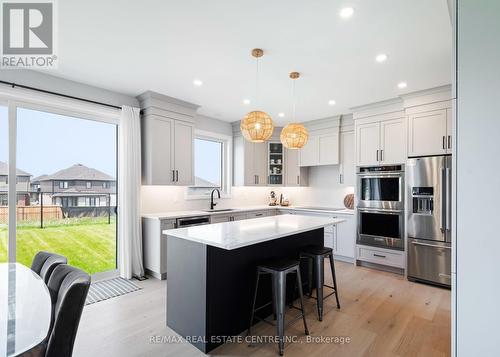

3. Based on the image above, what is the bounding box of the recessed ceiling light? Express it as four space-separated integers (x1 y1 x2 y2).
242 99 251 105
328 99 336 106
193 79 203 87
397 82 407 89
278 112 285 118
339 7 354 19
375 54 388 63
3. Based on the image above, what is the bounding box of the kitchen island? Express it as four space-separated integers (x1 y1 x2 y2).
163 214 345 353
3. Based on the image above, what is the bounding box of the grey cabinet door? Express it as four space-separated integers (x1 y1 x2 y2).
146 117 174 185
173 121 194 185
253 142 268 186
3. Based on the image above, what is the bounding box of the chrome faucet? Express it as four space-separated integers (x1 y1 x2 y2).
210 188 221 210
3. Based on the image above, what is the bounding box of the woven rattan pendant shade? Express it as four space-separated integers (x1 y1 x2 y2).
240 110 274 143
280 71 308 149
280 123 308 149
240 48 274 142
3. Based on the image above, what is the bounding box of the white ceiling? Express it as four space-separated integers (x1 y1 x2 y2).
49 0 451 124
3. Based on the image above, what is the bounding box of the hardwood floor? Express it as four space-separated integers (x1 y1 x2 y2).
73 261 451 357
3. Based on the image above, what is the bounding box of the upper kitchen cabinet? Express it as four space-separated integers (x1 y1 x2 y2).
139 91 198 186
298 117 340 167
403 85 453 157
353 99 406 166
233 123 268 186
355 121 380 166
339 115 355 186
284 148 308 186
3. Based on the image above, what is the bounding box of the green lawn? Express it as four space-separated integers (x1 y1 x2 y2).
0 218 116 274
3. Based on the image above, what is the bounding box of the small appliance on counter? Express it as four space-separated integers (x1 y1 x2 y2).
279 193 290 206
268 191 278 206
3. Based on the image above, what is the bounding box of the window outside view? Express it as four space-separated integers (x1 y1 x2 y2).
192 137 223 194
0 107 117 274
0 106 7 263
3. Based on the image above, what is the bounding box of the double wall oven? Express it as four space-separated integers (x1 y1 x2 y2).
357 165 405 250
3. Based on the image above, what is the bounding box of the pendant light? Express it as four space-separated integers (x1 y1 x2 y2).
240 48 274 143
280 72 308 149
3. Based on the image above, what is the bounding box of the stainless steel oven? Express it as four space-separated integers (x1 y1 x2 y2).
357 208 404 250
357 165 404 210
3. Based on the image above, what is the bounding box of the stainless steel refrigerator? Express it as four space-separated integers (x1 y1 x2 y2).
407 155 451 287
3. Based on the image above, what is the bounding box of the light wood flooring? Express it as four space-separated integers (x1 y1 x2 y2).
73 261 451 357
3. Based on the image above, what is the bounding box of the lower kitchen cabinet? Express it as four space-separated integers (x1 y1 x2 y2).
333 213 356 262
210 214 231 223
356 245 405 269
142 217 176 280
284 210 356 263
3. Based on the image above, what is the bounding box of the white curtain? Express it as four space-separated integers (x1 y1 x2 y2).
118 106 144 279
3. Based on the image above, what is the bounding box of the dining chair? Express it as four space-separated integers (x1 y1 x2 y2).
31 251 68 284
18 264 90 357
44 264 91 357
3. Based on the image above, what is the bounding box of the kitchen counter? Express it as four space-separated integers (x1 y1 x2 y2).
142 205 354 220
164 214 345 250
165 214 345 353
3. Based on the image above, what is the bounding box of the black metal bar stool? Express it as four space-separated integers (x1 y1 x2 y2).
300 246 340 321
247 258 309 356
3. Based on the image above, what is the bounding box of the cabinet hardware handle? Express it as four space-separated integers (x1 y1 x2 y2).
339 174 343 184
438 273 451 279
297 175 300 185
255 213 263 216
448 135 451 149
172 170 175 182
175 170 179 182
380 149 384 162
373 254 386 258
376 150 379 162
442 136 446 150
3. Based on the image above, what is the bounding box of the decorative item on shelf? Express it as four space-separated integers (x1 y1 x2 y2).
280 72 309 149
344 193 354 210
269 191 278 206
240 48 274 143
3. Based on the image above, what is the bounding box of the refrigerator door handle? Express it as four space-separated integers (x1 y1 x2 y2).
440 167 446 231
446 166 451 232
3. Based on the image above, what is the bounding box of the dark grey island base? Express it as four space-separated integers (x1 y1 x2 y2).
166 228 324 353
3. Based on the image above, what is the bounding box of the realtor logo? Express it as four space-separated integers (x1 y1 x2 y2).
1 0 57 68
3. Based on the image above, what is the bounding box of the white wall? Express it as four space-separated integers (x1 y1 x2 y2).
0 69 139 107
456 1 500 356
141 165 354 214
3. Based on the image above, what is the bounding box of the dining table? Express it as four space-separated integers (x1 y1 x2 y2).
0 263 51 357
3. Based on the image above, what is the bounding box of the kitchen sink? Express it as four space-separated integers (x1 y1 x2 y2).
203 209 236 213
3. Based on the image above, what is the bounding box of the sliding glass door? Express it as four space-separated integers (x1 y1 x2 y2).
1 103 118 275
0 105 7 263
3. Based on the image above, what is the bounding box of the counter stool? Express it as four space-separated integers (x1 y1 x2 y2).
247 258 309 356
300 246 340 321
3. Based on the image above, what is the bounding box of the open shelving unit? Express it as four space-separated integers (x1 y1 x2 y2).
268 142 283 185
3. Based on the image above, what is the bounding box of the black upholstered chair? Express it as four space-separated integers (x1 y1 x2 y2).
31 251 68 284
44 264 91 357
19 264 90 357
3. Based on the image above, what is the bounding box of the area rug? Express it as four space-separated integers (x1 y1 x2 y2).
85 277 142 305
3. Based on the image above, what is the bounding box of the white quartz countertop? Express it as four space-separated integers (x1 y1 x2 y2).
163 214 346 250
143 205 354 220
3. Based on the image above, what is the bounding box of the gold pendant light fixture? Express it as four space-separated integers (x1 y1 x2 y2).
240 48 274 143
280 72 309 149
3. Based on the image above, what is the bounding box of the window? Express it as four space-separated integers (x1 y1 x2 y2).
86 181 92 189
59 181 68 189
187 131 231 198
103 181 109 188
